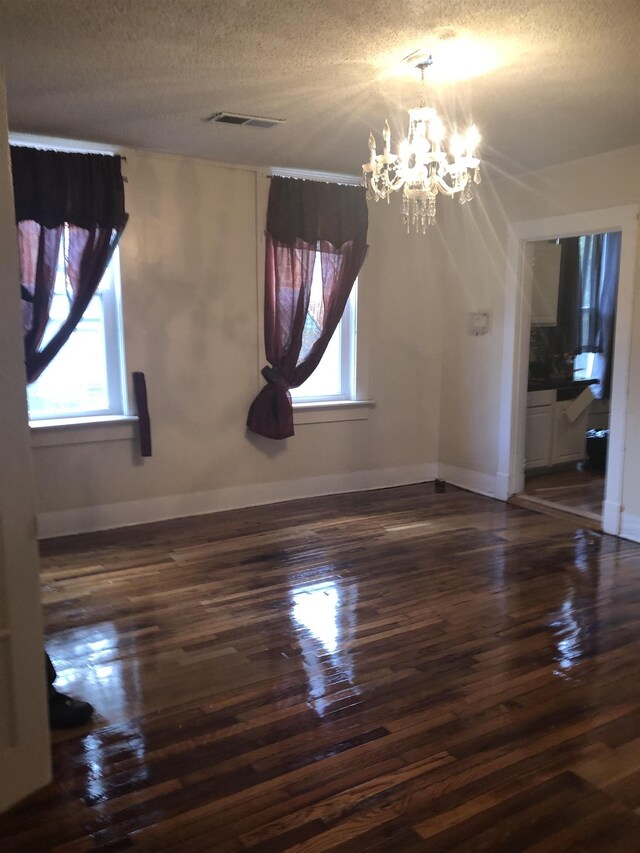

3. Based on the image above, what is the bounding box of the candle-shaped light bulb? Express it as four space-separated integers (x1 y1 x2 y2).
465 124 481 156
450 132 464 160
429 116 444 149
383 120 391 155
368 132 376 165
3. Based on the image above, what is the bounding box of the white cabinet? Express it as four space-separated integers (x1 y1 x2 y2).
525 390 589 470
525 405 554 469
531 241 562 326
553 400 589 464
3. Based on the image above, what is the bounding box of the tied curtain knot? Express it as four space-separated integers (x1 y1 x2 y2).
261 365 291 389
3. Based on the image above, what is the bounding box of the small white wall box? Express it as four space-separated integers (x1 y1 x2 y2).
468 312 490 336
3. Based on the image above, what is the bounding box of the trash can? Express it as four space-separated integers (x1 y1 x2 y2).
586 429 608 472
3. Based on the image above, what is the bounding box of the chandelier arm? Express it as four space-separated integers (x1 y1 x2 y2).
432 176 460 197
363 157 406 201
385 174 406 193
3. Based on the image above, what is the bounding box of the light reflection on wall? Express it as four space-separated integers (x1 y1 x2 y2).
290 578 359 717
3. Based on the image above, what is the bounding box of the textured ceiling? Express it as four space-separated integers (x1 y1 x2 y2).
0 0 639 177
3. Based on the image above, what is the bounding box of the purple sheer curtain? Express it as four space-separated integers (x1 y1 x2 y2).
18 220 62 379
10 146 128 383
247 178 368 440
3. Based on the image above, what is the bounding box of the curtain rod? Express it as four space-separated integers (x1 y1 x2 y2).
10 133 126 160
10 142 126 161
268 175 360 187
269 167 361 187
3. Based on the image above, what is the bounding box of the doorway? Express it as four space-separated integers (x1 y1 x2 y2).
517 232 620 528
496 205 639 538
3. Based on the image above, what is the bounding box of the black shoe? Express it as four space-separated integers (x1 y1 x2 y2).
49 689 94 730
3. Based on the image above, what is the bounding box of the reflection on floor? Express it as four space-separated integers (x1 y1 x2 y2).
523 465 605 524
2 484 640 849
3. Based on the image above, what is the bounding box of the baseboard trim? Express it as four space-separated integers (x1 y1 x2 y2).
436 464 498 499
494 471 512 501
620 511 640 543
36 462 437 539
602 499 622 537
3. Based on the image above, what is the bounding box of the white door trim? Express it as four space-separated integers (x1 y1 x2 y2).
496 204 639 537
0 68 51 813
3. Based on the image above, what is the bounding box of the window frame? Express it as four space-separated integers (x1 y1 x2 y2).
255 170 374 424
26 242 129 423
98 247 128 418
290 278 358 405
10 134 130 427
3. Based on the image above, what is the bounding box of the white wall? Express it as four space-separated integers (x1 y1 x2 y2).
31 151 443 535
436 179 510 487
29 143 640 539
437 145 640 514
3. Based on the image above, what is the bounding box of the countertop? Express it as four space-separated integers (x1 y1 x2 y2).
527 377 599 397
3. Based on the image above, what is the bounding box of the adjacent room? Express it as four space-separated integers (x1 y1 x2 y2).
1 1 640 849
519 231 621 528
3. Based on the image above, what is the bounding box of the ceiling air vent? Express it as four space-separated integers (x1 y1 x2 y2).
204 112 285 129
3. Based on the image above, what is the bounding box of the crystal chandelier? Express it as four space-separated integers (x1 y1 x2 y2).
362 56 481 233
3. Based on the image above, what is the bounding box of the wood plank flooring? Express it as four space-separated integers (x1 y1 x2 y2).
524 467 605 518
2 484 640 851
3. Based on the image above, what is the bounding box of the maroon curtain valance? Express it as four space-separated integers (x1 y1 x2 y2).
10 146 127 230
267 176 368 249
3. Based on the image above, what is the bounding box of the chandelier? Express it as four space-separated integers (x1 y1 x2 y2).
362 56 481 233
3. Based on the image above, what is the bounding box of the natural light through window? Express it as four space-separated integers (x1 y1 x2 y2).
291 255 357 403
27 236 126 421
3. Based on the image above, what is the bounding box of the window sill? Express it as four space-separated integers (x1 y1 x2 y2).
292 400 375 425
30 415 138 448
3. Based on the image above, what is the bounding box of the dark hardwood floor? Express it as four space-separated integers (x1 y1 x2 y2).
2 484 640 851
524 467 606 519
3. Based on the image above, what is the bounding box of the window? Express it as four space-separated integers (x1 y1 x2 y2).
577 235 598 357
291 256 357 404
572 232 620 385
573 351 596 381
27 231 127 421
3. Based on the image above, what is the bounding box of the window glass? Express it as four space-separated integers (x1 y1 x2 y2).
291 256 356 403
573 351 596 380
27 240 126 420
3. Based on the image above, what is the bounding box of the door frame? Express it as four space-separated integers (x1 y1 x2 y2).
496 204 639 536
0 66 51 813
